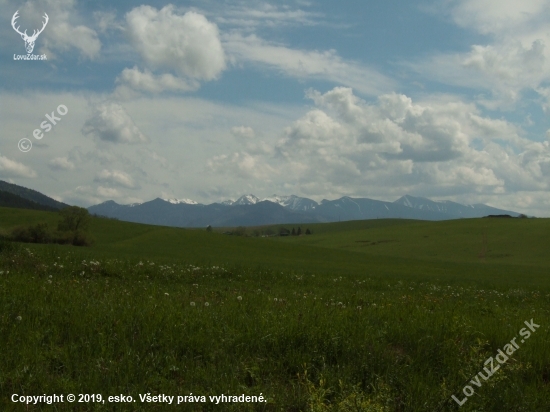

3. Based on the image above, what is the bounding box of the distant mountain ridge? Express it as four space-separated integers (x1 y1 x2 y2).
88 193 522 228
0 180 69 210
0 180 522 226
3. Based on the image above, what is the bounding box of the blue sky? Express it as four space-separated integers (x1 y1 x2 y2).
1 0 550 216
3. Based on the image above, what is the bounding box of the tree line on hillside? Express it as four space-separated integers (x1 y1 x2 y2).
208 225 312 237
2 206 94 246
0 190 58 212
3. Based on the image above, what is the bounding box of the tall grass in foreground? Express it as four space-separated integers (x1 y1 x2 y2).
0 241 549 411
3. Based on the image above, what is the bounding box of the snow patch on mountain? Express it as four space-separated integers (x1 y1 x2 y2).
162 198 199 205
232 194 260 205
262 194 318 211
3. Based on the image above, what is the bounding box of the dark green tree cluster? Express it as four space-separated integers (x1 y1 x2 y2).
279 227 312 236
9 206 93 246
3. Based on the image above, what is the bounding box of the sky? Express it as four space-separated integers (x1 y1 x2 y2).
1 0 550 216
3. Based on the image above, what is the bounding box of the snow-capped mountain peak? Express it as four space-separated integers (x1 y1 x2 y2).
262 194 318 211
162 198 199 205
232 194 260 205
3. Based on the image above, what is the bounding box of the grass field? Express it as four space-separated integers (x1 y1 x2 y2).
0 207 549 411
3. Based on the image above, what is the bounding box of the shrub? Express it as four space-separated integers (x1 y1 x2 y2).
10 223 51 243
28 223 52 243
0 238 16 253
70 231 94 247
8 220 93 247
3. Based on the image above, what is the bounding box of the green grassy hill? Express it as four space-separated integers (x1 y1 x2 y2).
1 207 549 411
1 207 548 288
271 217 550 266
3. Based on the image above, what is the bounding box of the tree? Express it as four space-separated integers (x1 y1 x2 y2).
57 206 92 245
58 206 91 233
279 227 290 236
305 228 312 235
297 227 302 235
206 225 213 232
291 228 296 236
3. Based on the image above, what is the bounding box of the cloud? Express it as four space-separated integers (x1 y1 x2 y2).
231 126 256 139
207 152 277 180
115 67 199 94
125 5 226 80
73 185 120 203
413 0 550 108
82 102 149 144
448 0 549 36
0 155 37 178
411 39 548 108
223 33 394 96
214 2 323 30
93 169 139 189
48 157 75 171
93 10 123 33
230 126 276 154
210 87 550 202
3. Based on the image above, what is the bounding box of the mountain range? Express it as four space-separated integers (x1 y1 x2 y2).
0 180 523 227
88 194 522 228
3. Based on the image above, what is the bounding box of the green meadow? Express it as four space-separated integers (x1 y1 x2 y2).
0 207 549 411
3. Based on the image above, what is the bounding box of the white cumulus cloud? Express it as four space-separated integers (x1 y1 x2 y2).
48 157 75 171
82 102 149 144
116 67 199 94
94 169 138 189
210 87 550 202
0 156 37 178
125 5 226 81
231 126 256 139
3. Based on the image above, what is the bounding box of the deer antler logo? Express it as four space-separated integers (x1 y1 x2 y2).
12 10 49 54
